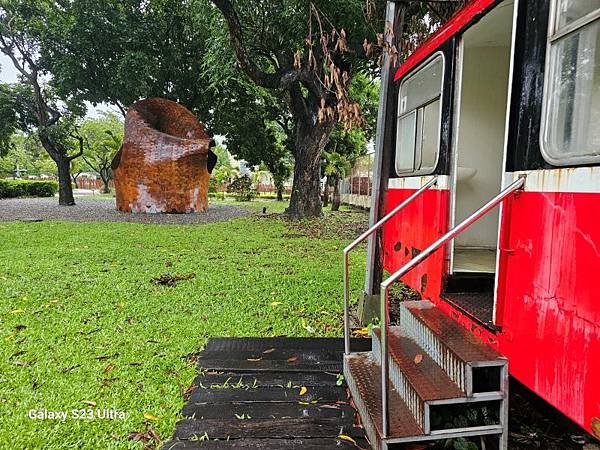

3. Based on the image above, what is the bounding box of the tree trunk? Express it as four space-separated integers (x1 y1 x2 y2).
100 170 111 194
56 157 76 206
285 118 334 219
323 175 330 207
331 175 341 212
276 186 284 202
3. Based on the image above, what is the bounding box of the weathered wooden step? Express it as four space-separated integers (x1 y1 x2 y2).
163 437 370 449
182 401 356 421
344 352 423 449
196 358 342 373
188 385 347 404
196 371 341 387
172 417 365 440
205 337 371 353
198 348 344 363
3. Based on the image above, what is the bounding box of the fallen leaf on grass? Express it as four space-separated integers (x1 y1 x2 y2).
81 400 97 407
128 423 162 447
414 354 423 365
299 386 308 396
338 434 357 444
270 301 283 307
151 273 195 287
14 360 31 367
143 412 159 422
103 364 115 374
96 353 119 361
10 309 25 314
181 384 198 400
61 365 80 373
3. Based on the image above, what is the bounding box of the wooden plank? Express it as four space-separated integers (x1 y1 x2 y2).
188 385 347 404
163 437 370 450
196 359 342 373
204 337 371 353
182 401 356 421
172 418 366 440
198 349 344 363
196 371 342 387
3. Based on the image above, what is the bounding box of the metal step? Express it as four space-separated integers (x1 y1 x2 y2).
345 301 509 449
344 352 424 449
400 300 507 395
372 326 504 433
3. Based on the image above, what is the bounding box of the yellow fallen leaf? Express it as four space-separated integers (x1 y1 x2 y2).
143 412 159 421
10 309 25 314
81 400 96 407
337 434 357 444
270 301 282 306
299 386 308 396
354 328 369 336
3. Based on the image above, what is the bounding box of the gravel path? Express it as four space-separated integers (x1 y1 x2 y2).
0 197 250 225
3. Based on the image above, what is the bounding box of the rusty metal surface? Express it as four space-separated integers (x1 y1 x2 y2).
374 328 464 401
404 301 502 363
112 98 212 213
345 353 424 439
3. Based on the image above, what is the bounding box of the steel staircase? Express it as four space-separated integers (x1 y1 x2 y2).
343 176 525 449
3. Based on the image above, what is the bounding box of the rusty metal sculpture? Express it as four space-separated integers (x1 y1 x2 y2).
112 98 216 213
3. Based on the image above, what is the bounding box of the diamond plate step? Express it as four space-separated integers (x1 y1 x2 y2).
372 327 465 431
401 300 507 395
344 352 424 449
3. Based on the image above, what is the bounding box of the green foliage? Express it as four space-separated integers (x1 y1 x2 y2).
0 133 55 177
40 0 215 114
80 113 124 192
0 179 58 198
227 174 257 201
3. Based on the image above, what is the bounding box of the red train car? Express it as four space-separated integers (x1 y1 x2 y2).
345 0 600 448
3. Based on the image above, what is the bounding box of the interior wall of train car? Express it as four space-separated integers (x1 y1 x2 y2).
452 0 514 273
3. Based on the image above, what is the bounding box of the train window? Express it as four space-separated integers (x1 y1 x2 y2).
541 1 600 165
396 53 444 175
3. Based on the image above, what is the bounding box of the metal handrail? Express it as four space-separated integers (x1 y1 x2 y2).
378 176 526 437
343 176 439 355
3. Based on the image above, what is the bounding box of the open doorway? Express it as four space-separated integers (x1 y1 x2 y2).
445 0 515 324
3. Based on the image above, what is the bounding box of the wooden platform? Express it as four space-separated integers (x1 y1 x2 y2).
164 337 372 449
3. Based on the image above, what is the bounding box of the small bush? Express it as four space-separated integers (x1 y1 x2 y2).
0 179 59 199
227 175 257 201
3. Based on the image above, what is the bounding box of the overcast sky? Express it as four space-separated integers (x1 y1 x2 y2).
0 53 116 119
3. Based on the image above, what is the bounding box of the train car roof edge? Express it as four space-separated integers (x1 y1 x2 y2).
393 0 498 82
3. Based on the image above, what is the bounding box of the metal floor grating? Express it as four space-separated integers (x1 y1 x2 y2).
443 291 494 324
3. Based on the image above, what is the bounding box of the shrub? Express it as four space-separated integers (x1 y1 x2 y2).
227 175 257 201
0 179 59 199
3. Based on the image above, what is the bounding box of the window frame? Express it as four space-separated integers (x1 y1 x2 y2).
540 1 600 166
395 51 445 176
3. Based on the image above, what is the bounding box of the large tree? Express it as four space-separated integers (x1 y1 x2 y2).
210 0 387 217
40 0 215 117
0 1 85 205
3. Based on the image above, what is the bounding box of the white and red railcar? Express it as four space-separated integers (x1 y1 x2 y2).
364 0 600 441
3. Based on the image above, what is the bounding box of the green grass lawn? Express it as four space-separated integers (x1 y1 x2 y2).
0 200 368 449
